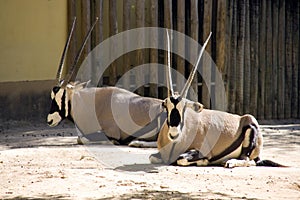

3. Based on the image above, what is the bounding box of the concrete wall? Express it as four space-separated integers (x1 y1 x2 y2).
0 0 67 82
0 0 67 124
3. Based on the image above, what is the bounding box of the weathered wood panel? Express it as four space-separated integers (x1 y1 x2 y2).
149 0 158 97
249 0 259 117
285 0 293 118
135 0 145 95
67 0 300 120
265 0 273 119
201 0 212 108
277 0 286 119
258 0 266 119
108 0 118 86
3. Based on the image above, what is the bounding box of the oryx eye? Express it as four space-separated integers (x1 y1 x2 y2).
53 86 60 94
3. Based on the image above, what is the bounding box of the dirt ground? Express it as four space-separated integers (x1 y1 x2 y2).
0 120 300 200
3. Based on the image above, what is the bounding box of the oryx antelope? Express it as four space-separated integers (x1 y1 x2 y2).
150 31 283 168
47 18 165 146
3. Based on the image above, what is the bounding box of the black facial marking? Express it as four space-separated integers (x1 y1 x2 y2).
169 109 181 127
48 89 66 120
49 98 60 114
53 86 60 94
170 96 182 105
59 90 66 118
167 96 183 127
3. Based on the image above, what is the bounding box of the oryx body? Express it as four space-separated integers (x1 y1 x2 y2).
154 106 263 167
150 31 282 167
47 18 164 146
48 84 164 145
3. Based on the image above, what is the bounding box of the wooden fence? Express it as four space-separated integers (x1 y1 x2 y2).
66 0 299 120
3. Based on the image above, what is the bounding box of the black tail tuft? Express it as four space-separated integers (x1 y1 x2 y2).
256 159 287 167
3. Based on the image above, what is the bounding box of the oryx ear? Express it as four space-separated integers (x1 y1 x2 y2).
186 101 204 112
74 80 90 90
162 99 167 108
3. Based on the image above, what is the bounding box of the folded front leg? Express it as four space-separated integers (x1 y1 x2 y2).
176 149 209 166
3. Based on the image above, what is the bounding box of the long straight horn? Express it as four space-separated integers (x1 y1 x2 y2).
180 32 212 98
61 17 99 87
56 17 76 85
166 30 174 97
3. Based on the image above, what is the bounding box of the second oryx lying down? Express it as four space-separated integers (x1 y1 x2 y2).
150 31 283 168
47 18 165 147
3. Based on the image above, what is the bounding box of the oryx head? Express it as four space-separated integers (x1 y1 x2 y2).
47 17 98 127
162 31 211 140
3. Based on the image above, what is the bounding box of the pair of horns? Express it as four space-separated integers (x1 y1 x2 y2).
166 30 212 98
56 17 98 87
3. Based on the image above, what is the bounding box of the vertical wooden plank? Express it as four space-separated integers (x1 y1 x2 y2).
277 0 285 119
136 0 145 95
235 0 246 115
292 0 299 118
67 0 77 73
243 0 250 114
258 0 266 119
81 1 91 58
109 0 118 86
164 0 172 29
215 0 226 111
216 0 226 74
123 0 131 90
297 1 300 118
190 0 199 101
272 0 279 119
285 1 293 119
95 0 104 43
249 0 259 117
227 0 237 113
264 0 273 119
176 0 185 93
92 0 104 86
149 0 158 97
76 1 91 81
202 0 212 108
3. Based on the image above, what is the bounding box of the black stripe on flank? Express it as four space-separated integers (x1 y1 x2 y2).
240 124 257 158
209 125 255 162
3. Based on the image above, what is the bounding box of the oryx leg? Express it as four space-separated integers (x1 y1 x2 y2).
176 150 209 166
225 124 260 168
128 140 157 148
149 152 163 164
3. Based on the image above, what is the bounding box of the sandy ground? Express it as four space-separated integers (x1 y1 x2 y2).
0 121 300 200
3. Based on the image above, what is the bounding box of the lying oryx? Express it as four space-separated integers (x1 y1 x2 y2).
47 18 165 146
150 31 283 168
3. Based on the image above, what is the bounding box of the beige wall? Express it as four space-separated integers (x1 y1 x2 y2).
0 0 67 82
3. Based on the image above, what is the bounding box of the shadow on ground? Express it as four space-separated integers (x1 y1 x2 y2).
3 190 259 200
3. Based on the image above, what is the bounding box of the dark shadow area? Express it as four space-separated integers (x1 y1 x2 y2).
2 194 70 200
3 190 259 200
101 189 260 200
114 163 162 173
0 122 78 150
